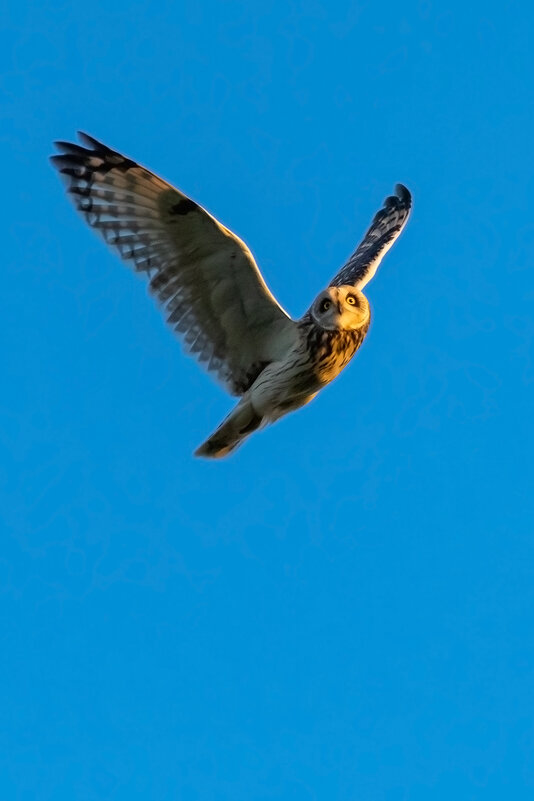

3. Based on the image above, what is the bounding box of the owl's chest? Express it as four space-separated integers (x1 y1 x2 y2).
309 328 364 385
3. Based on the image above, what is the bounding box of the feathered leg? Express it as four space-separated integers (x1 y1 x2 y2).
194 397 263 459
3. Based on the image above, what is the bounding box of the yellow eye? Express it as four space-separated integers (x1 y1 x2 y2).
320 299 331 312
346 295 357 305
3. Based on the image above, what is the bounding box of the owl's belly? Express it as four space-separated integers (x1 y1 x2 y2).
248 330 361 422
248 361 320 421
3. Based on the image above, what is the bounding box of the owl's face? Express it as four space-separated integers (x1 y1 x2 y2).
310 286 370 331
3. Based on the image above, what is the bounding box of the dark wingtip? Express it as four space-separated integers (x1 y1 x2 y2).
49 151 72 172
51 136 94 163
77 131 99 148
394 183 412 207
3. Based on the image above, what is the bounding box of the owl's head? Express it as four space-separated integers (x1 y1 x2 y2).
309 286 370 331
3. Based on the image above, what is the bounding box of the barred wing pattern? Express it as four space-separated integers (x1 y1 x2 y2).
331 184 412 290
50 133 297 396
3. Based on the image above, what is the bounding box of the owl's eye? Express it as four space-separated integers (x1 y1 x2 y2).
320 299 331 312
346 295 358 306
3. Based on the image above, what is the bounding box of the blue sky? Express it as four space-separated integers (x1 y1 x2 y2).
1 0 533 798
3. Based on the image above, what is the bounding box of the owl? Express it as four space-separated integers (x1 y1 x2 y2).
51 133 412 458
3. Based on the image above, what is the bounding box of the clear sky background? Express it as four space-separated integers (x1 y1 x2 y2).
1 1 533 798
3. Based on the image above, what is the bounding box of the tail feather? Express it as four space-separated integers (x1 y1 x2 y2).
194 399 263 459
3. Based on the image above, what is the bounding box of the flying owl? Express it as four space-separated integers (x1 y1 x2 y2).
51 133 412 458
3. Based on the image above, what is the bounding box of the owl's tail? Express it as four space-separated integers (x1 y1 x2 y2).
194 398 263 459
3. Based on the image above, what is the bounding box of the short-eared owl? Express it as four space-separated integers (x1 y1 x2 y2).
51 133 412 458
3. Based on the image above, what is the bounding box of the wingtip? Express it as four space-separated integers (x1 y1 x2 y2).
394 183 412 206
49 149 71 171
51 135 95 159
77 130 99 148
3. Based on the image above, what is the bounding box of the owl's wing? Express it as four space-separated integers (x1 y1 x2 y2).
330 184 412 290
51 132 298 396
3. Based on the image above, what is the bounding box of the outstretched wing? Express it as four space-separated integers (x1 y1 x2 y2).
50 132 297 396
330 184 412 289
